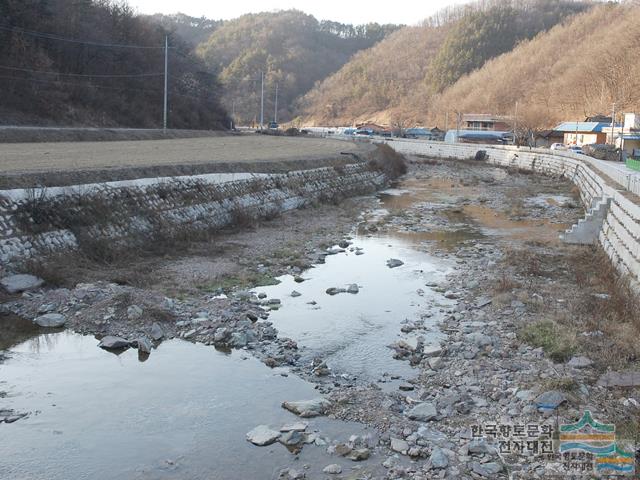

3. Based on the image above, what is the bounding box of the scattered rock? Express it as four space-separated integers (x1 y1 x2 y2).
386 259 404 269
466 332 493 347
430 446 449 469
127 305 143 320
136 336 152 354
291 291 302 298
346 448 370 461
390 437 409 454
279 430 305 446
326 287 346 296
535 390 567 411
568 356 593 369
280 422 308 432
597 371 640 388
33 313 65 328
406 402 437 421
282 398 331 417
149 322 164 341
246 425 281 446
322 464 342 474
346 284 359 294
470 461 502 477
98 336 131 350
1 274 44 294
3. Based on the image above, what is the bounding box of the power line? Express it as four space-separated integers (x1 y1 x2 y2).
0 64 164 78
0 24 171 49
0 74 161 93
0 74 218 101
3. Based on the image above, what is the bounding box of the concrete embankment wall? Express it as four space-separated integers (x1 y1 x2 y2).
0 162 386 266
385 139 640 283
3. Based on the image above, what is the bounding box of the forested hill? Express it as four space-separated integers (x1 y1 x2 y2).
299 0 594 126
196 10 401 124
428 2 640 130
0 1 228 129
146 13 222 46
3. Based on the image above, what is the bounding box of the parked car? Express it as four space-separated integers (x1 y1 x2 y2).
568 145 583 155
550 143 566 150
268 121 279 130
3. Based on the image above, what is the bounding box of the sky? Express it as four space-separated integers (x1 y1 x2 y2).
128 0 471 26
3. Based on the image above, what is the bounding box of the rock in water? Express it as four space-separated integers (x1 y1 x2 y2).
282 398 331 417
279 430 305 446
246 425 281 446
326 287 346 296
406 402 437 421
149 323 164 341
33 313 65 328
98 336 131 350
386 259 404 268
1 274 44 294
346 284 359 294
136 336 152 354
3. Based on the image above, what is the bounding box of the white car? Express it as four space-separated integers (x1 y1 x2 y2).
568 145 583 155
550 143 566 150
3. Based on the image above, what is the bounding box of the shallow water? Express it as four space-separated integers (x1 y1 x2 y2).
256 236 452 385
0 333 378 480
0 177 464 479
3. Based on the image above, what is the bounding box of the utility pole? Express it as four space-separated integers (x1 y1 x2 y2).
445 111 449 132
163 35 168 131
260 71 264 130
514 101 519 145
230 100 235 130
611 103 616 145
274 83 279 124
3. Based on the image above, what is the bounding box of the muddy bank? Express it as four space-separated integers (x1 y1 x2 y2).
2 157 639 479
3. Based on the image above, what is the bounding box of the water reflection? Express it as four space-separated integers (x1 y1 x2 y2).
1 334 380 480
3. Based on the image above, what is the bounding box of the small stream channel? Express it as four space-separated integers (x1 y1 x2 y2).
0 184 461 479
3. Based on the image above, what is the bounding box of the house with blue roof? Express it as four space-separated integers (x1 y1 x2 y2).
553 121 610 146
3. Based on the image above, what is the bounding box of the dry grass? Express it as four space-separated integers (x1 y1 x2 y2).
505 243 640 367
368 144 408 179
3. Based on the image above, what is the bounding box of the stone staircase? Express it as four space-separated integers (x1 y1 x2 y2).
560 197 611 245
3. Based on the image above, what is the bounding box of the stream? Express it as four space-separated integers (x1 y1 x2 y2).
0 185 459 479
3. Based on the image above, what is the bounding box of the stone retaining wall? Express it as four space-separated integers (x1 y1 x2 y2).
0 162 386 266
384 139 640 283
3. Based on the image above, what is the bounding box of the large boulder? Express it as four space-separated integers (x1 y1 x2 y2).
1 274 44 294
33 313 65 328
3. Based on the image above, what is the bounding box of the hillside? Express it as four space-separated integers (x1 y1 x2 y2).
0 1 228 129
196 10 400 124
427 3 640 131
299 0 593 126
146 13 222 46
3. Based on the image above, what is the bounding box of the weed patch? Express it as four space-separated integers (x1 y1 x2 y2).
519 320 577 362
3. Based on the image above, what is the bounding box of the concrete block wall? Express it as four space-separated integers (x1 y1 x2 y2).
384 139 640 283
0 162 386 265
